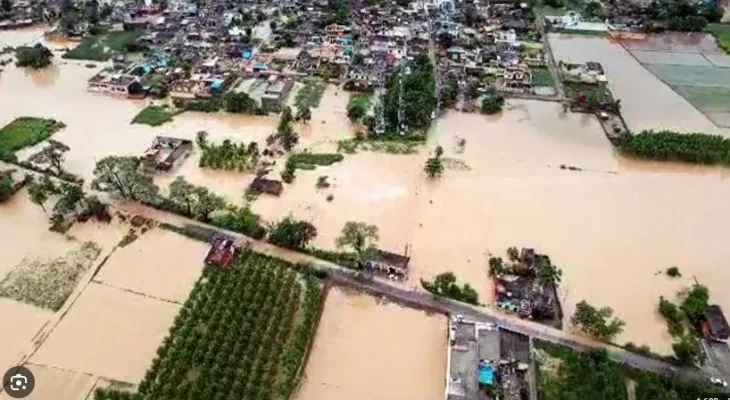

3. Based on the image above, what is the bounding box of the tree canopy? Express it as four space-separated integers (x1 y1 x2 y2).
335 221 379 265
421 272 479 305
27 139 70 174
168 176 226 222
268 216 318 250
91 156 159 202
680 284 709 324
15 44 53 69
382 54 435 134
571 300 625 341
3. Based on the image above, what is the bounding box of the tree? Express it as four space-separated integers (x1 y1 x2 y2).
1 0 12 13
421 272 479 305
60 10 80 33
538 259 563 286
91 156 159 202
507 246 519 261
347 99 368 122
296 106 312 124
269 20 277 30
0 173 15 203
481 88 505 115
680 284 709 324
434 145 444 158
15 44 53 69
27 140 70 174
168 176 198 216
281 158 296 183
424 156 444 178
335 221 379 266
277 106 299 151
268 216 318 250
224 92 257 114
488 256 504 277
168 177 225 222
571 300 625 341
53 182 84 215
27 176 54 212
437 31 454 49
672 335 702 365
701 3 724 23
659 296 685 337
666 266 681 277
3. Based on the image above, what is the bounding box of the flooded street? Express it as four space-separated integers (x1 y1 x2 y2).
295 287 447 400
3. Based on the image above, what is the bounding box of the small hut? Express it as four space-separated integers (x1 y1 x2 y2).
365 248 410 279
702 305 730 341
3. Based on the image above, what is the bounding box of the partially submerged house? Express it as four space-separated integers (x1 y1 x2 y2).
364 248 410 280
205 236 236 269
702 305 730 342
249 176 284 196
141 136 193 171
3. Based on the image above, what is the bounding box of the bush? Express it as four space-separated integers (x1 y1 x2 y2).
421 272 480 305
288 152 344 170
15 44 53 68
481 91 505 115
212 206 267 239
268 216 318 250
666 266 681 277
570 300 625 341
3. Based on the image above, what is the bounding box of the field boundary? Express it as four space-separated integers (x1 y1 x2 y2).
290 281 331 399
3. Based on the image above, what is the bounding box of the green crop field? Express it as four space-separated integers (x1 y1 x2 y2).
0 117 65 160
94 251 324 400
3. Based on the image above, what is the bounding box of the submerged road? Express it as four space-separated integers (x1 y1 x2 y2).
327 269 718 386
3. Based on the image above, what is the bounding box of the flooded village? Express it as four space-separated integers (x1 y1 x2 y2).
3 0 730 398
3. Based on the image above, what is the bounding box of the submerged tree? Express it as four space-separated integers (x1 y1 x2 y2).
27 139 70 174
424 156 444 178
571 300 625 341
296 106 312 124
681 284 709 324
0 173 14 203
277 106 299 151
335 221 379 266
421 272 479 305
268 216 318 250
91 156 159 202
168 176 226 222
15 44 53 69
481 87 505 115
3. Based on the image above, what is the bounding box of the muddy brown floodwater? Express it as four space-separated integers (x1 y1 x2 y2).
295 287 447 400
3 48 730 357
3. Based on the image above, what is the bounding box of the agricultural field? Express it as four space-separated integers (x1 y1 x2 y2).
63 30 142 62
0 117 65 160
295 287 447 400
131 105 175 127
93 251 323 399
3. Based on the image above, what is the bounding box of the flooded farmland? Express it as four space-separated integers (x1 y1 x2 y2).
3 38 730 359
295 287 447 400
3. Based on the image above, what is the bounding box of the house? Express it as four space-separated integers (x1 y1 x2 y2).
702 305 730 341
502 66 531 91
87 69 139 95
249 177 284 196
260 76 294 112
204 236 236 269
365 248 410 279
141 136 192 171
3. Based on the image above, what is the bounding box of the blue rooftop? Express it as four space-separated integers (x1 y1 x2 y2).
478 364 494 385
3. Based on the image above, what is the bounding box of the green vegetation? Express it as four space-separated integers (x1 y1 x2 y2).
337 138 422 155
281 158 296 184
211 206 267 240
424 145 444 178
335 221 379 267
382 54 435 135
223 91 259 114
197 132 260 172
618 130 730 166
531 67 554 87
536 340 723 400
168 177 226 223
347 93 372 122
421 272 479 305
268 216 318 250
657 284 709 365
26 175 110 231
64 30 141 61
294 78 326 110
707 23 730 54
564 81 614 106
95 252 324 400
27 139 70 175
570 300 625 341
15 44 53 69
536 342 627 400
288 153 343 170
131 105 175 127
0 117 65 162
277 106 299 151
643 0 723 32
91 156 159 203
666 266 681 277
481 87 505 115
0 172 14 202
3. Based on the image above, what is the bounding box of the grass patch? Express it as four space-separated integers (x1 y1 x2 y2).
337 138 422 154
288 153 344 170
707 23 730 54
563 81 614 103
532 67 554 87
0 242 101 310
94 252 324 400
131 105 175 127
0 117 65 161
63 30 141 61
294 78 326 109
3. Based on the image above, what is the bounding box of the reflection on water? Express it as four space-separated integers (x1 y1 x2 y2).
24 63 60 87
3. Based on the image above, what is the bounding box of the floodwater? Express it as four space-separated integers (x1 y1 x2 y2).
4 33 730 357
549 33 729 135
295 287 447 400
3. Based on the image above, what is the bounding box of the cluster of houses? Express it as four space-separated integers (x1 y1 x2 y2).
430 0 552 107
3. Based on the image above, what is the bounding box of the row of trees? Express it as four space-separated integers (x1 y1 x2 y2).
197 132 260 172
95 252 324 400
421 271 479 305
618 130 730 166
645 0 724 32
382 54 436 135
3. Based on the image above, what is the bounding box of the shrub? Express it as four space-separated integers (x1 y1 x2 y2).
666 266 681 277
